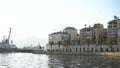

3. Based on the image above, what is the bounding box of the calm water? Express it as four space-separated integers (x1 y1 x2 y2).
0 53 120 68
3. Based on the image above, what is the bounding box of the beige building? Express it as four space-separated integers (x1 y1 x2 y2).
80 23 105 45
93 23 105 44
80 27 94 45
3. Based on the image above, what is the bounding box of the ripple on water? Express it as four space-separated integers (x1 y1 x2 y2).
0 53 120 68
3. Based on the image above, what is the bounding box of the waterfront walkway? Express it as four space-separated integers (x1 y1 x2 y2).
33 51 120 57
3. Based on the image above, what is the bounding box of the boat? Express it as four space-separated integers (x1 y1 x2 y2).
0 27 17 52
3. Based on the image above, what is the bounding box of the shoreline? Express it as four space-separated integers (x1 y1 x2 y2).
33 52 120 56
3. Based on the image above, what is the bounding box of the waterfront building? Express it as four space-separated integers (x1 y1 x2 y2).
107 16 120 44
80 23 104 45
80 27 94 45
63 27 78 45
47 27 78 51
47 31 70 51
49 31 70 45
92 23 105 44
46 16 120 52
107 16 120 38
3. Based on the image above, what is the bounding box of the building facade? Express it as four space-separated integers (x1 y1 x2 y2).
49 32 70 45
46 16 120 52
80 23 105 45
93 24 105 44
107 16 120 44
80 27 94 45
63 27 78 44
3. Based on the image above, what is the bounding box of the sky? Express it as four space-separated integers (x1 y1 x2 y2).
0 0 120 48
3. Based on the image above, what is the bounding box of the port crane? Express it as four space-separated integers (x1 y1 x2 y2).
4 27 12 44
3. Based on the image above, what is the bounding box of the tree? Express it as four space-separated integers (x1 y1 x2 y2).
107 37 117 51
97 37 104 52
62 38 71 52
49 41 54 52
67 38 71 45
118 37 120 44
57 41 62 52
84 24 87 28
77 39 80 45
86 39 90 52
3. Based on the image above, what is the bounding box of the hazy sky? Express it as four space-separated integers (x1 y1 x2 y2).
0 0 120 48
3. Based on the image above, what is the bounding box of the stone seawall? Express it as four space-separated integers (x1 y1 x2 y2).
34 52 120 56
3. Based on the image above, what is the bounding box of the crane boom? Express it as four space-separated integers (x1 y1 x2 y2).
8 27 12 44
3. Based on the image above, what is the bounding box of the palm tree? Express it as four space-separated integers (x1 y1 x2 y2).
84 24 87 28
57 41 62 52
49 41 54 52
67 38 71 52
107 37 117 51
86 39 90 52
97 37 104 52
63 38 71 52
118 37 120 44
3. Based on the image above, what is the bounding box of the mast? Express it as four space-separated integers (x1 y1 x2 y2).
7 27 12 44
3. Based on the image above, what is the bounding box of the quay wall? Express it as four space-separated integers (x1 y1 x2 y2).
46 44 120 52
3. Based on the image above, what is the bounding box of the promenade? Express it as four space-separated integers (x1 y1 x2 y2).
33 51 120 57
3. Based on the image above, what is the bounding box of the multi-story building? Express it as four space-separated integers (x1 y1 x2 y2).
49 32 70 45
93 23 105 44
49 27 78 45
47 27 78 51
107 16 120 38
107 16 120 44
46 16 120 52
63 27 78 44
80 27 94 45
80 24 105 45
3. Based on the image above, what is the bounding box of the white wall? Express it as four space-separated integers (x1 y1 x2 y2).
64 29 77 42
47 44 120 52
49 33 69 44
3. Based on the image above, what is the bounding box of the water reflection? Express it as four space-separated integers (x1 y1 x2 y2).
48 55 120 68
0 53 49 68
0 53 120 68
